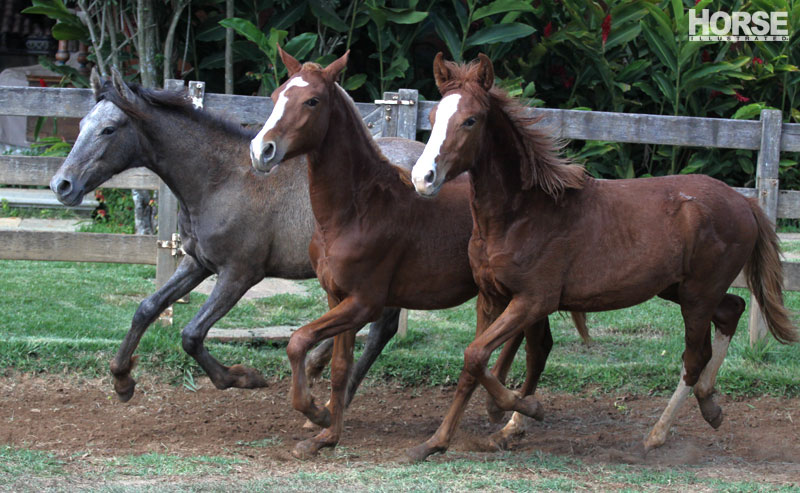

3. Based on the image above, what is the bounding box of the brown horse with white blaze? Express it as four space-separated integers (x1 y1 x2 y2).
249 47 590 459
407 53 797 462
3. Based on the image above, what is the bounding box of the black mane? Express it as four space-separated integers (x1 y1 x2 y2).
96 79 257 140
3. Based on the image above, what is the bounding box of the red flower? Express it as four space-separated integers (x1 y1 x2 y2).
563 76 575 89
38 78 47 87
601 14 612 46
97 209 106 218
752 57 764 65
734 91 750 103
701 50 711 63
544 22 553 38
709 90 721 100
695 0 702 4
94 190 105 201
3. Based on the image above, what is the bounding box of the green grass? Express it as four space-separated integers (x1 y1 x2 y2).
1 259 800 397
1 445 794 492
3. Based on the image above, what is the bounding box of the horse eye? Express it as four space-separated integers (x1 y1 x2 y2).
463 117 477 128
305 97 319 107
101 126 116 135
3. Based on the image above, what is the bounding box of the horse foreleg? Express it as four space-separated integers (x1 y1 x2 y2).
301 306 398 431
489 317 553 450
468 300 548 420
110 255 210 402
180 271 268 390
486 332 524 424
286 297 381 429
694 294 744 428
293 329 357 459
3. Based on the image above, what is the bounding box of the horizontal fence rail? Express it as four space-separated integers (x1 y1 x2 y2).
2 85 799 340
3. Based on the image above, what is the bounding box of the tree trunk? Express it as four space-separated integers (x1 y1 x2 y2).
133 0 158 235
224 0 234 94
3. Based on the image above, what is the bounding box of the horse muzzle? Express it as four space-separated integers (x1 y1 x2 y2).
50 174 86 207
251 138 284 175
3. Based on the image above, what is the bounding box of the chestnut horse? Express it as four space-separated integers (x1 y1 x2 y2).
249 47 589 458
408 53 797 461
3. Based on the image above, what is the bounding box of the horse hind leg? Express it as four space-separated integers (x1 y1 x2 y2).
486 331 524 423
693 294 745 429
489 317 553 451
181 271 269 390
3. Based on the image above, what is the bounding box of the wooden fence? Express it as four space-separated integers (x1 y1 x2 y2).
1 83 799 342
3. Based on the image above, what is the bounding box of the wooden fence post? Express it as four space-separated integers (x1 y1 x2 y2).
155 79 192 325
749 109 783 346
377 89 419 337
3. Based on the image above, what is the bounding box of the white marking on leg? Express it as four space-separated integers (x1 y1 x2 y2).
500 411 529 437
411 94 461 194
644 365 691 451
695 330 731 398
250 76 309 162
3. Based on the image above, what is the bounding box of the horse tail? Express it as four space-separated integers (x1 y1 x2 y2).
744 198 798 344
570 312 592 345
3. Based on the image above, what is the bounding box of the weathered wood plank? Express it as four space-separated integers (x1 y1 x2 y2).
207 326 369 342
733 187 800 219
415 102 763 149
732 261 800 291
0 187 96 210
0 230 156 264
0 86 94 117
0 87 772 151
0 156 159 190
782 123 800 152
380 92 399 138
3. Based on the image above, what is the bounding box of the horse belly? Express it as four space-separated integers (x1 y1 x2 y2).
560 266 679 312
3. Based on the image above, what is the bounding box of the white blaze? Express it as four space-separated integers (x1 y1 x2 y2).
411 94 461 193
250 76 309 162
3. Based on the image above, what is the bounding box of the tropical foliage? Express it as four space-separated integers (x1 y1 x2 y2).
30 0 800 187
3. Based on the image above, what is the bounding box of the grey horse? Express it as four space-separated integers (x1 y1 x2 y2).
50 68 418 404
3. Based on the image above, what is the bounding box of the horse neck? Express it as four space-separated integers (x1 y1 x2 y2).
140 109 248 210
469 104 543 233
305 86 385 226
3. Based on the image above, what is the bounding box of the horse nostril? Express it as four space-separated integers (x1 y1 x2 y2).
56 179 73 196
262 141 277 162
424 169 436 185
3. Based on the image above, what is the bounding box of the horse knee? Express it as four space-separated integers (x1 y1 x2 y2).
287 333 313 363
464 345 489 377
132 297 157 327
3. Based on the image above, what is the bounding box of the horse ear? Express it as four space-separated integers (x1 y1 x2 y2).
432 52 453 93
110 66 136 103
90 67 103 100
323 50 349 82
278 44 302 76
475 53 494 91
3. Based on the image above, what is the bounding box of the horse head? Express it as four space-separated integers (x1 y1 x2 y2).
250 46 348 174
411 53 494 197
51 67 149 206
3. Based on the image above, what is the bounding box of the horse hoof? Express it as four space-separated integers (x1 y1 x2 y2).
699 400 723 429
403 442 442 463
228 364 269 388
292 436 335 460
488 432 510 451
113 377 136 403
514 395 544 421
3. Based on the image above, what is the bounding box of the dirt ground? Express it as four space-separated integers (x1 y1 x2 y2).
1 375 799 484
